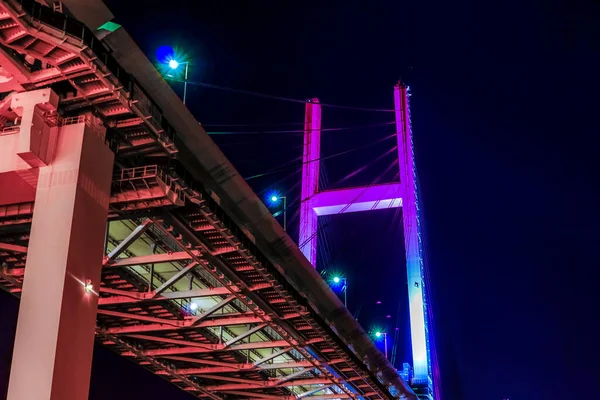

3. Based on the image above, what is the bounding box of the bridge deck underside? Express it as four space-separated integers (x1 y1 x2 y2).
0 0 406 398
0 189 392 399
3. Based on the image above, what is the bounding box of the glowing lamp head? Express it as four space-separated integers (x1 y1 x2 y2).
190 302 198 311
168 59 180 69
270 195 278 203
84 280 93 294
375 331 382 338
333 276 341 283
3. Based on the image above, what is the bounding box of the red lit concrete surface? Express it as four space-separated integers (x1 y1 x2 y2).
0 1 423 399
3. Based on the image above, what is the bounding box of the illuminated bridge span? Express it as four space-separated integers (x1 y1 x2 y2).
0 1 435 399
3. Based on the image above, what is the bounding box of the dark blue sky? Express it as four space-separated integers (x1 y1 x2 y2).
1 0 599 399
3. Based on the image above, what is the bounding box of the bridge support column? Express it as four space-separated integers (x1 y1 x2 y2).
299 98 321 266
7 94 113 400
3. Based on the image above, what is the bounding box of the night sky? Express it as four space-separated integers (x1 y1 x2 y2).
1 0 599 399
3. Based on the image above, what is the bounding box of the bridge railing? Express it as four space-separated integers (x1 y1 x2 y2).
114 165 159 182
0 125 20 136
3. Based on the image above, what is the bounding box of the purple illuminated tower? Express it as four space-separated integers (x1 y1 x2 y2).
299 83 435 398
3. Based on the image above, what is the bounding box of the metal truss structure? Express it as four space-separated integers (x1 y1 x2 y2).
0 1 418 399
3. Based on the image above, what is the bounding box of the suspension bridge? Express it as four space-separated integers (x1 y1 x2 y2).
0 0 438 399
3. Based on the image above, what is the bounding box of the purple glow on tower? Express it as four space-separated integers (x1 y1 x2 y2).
299 98 321 265
298 83 435 397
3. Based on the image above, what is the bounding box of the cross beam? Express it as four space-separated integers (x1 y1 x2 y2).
101 313 262 334
204 378 335 391
254 348 292 366
224 323 267 347
192 295 236 326
104 220 153 262
141 339 290 356
220 391 294 400
98 286 236 305
297 384 335 398
311 183 402 216
160 360 314 375
102 251 196 267
153 261 199 295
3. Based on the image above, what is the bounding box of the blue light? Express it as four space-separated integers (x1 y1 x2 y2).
156 45 175 63
169 59 180 69
271 195 278 203
375 331 382 338
333 276 340 283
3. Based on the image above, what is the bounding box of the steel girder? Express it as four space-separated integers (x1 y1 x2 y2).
0 0 408 398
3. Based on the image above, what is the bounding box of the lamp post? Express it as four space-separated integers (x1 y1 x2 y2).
168 59 189 105
269 195 287 231
333 276 348 308
375 331 388 359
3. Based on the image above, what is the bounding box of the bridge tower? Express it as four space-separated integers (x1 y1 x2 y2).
299 82 435 399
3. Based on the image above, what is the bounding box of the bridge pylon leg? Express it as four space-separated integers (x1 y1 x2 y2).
6 91 113 400
299 98 321 266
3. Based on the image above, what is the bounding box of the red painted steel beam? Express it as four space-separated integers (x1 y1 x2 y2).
142 339 290 356
169 361 314 375
98 286 236 305
161 356 245 369
193 374 259 385
103 315 263 334
102 251 196 267
0 242 27 253
97 309 184 327
220 391 294 400
204 378 334 391
126 334 217 349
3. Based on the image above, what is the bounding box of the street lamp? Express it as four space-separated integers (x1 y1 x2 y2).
268 194 287 231
332 276 348 308
167 58 189 105
375 331 388 359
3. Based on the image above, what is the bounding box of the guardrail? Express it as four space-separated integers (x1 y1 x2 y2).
60 115 86 126
113 165 186 205
0 125 20 136
114 165 159 182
